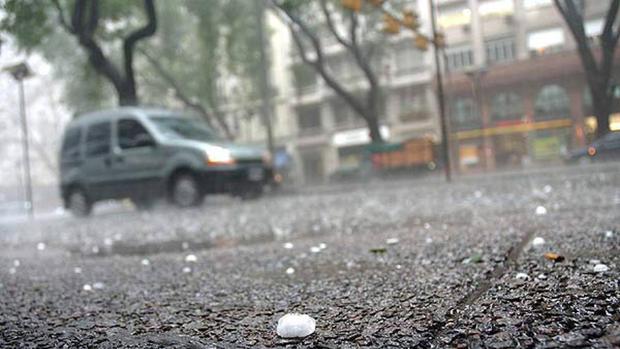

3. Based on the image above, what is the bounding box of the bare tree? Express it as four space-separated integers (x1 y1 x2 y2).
554 0 620 138
138 48 235 140
51 0 157 106
272 0 385 143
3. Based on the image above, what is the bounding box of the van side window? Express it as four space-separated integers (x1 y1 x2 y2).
61 127 82 161
85 121 111 157
118 119 153 149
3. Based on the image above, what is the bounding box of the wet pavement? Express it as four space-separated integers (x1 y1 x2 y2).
1 164 619 348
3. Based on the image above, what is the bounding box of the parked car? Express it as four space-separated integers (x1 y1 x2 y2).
566 131 620 164
59 107 273 216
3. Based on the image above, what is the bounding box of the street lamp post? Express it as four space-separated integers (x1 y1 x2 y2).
3 62 34 218
255 0 276 158
429 0 452 182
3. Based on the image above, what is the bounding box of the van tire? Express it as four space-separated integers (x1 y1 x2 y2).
68 188 92 217
170 173 202 207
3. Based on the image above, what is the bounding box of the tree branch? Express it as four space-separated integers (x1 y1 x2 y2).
50 0 73 33
68 0 125 95
602 0 619 42
320 0 353 50
554 0 599 75
138 48 235 139
122 0 157 102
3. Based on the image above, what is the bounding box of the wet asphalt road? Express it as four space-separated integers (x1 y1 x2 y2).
1 164 619 348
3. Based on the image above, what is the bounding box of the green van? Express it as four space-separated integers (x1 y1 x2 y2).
59 107 273 216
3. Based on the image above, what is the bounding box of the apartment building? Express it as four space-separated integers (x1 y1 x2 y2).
231 0 620 183
438 0 620 172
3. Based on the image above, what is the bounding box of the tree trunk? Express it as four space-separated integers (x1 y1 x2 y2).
593 94 612 138
118 83 138 106
366 114 383 143
366 88 384 143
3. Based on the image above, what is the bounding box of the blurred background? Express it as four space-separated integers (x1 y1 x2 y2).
1 0 619 219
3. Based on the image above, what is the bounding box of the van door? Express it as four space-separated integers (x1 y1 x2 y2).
113 117 166 199
83 121 115 200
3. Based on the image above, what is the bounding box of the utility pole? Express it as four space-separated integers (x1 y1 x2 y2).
3 62 34 218
429 0 451 182
255 0 275 157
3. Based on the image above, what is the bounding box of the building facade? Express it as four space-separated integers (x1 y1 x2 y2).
231 0 620 183
438 0 620 173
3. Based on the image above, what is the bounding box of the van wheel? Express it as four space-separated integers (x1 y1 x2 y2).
171 174 202 207
68 188 92 217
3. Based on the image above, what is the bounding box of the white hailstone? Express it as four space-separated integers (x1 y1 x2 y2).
593 264 609 273
36 242 46 251
515 272 529 280
141 259 150 266
93 282 105 290
286 267 295 275
424 223 431 229
386 238 399 245
182 266 192 274
310 246 321 253
605 230 614 238
181 242 190 250
13 260 20 267
543 185 552 193
113 233 123 241
83 284 93 291
531 237 546 248
589 259 601 265
276 313 316 338
395 264 402 270
425 237 433 244
535 206 547 215
9 267 17 275
91 246 100 254
318 243 327 250
103 238 113 247
474 190 483 198
283 242 294 249
185 254 198 263
74 267 82 274
537 273 547 280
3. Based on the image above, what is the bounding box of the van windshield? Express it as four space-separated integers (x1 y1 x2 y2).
149 115 220 142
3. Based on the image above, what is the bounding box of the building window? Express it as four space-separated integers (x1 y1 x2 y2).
535 84 570 121
445 46 474 71
438 4 471 29
296 104 322 134
451 97 481 130
527 28 565 55
485 37 515 65
398 86 429 122
394 42 424 74
292 64 317 95
479 0 513 17
524 0 552 10
491 92 523 122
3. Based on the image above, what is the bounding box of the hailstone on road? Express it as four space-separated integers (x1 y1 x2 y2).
531 237 545 247
276 313 316 338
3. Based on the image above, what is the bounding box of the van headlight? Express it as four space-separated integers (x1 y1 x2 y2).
205 146 235 165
